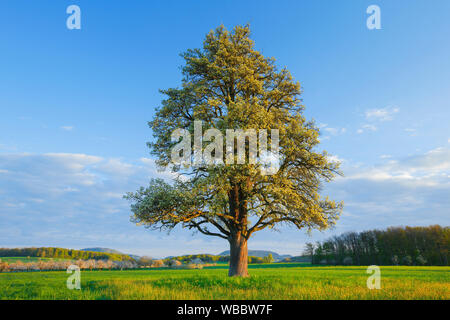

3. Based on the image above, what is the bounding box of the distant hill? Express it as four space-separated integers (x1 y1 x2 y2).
81 247 124 255
218 250 292 262
81 248 140 261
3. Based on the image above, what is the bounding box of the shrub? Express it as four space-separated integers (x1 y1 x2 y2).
262 254 274 264
168 260 182 267
416 255 427 266
138 256 154 267
402 255 412 266
151 260 165 268
391 255 399 265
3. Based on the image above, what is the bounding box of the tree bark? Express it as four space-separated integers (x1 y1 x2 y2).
228 231 249 277
227 182 249 277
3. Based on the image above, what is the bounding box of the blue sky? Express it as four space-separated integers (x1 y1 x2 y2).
0 0 449 257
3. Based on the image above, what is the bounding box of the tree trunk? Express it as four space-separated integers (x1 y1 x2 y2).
228 232 249 277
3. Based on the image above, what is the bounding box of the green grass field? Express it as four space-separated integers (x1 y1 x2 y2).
1 263 448 300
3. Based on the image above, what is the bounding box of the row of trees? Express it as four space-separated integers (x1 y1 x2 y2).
161 254 225 264
138 257 214 269
0 253 276 273
0 259 137 272
0 247 133 261
158 254 273 265
304 225 449 266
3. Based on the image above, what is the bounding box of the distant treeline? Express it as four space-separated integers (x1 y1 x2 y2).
305 225 449 266
163 254 222 264
281 255 311 263
0 247 133 261
163 254 270 264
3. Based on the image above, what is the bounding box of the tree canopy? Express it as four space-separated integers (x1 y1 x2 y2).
125 25 343 276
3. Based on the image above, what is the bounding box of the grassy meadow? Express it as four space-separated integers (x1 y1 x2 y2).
0 263 449 300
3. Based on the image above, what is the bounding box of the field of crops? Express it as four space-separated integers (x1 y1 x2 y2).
1 263 448 300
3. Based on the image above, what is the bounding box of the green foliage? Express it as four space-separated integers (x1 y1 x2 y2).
137 256 154 267
161 254 264 264
303 243 315 264
391 255 399 265
125 25 343 261
0 257 68 263
248 256 264 264
162 254 218 264
416 255 427 266
262 254 274 264
402 255 412 266
0 247 133 262
310 225 449 266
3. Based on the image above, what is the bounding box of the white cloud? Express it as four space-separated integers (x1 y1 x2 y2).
323 127 347 135
405 147 450 173
45 153 102 165
0 143 17 152
319 124 346 138
404 128 417 136
1 148 448 257
363 124 377 131
62 187 79 193
29 198 45 203
365 106 400 122
327 154 344 164
357 124 377 134
61 126 74 131
344 148 450 183
95 158 137 176
324 147 450 231
0 152 205 256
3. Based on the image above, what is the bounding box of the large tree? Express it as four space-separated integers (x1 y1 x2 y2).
125 25 343 277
